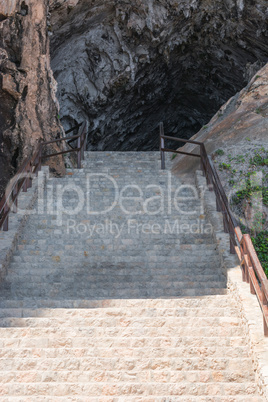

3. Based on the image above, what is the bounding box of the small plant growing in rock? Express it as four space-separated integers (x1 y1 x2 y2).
219 162 231 171
250 154 268 167
215 149 224 156
234 155 245 164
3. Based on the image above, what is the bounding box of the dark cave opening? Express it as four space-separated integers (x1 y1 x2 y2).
50 0 268 152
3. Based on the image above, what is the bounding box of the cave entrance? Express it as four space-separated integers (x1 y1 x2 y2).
49 1 268 152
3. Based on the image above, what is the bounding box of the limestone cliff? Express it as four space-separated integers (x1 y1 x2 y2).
0 0 65 198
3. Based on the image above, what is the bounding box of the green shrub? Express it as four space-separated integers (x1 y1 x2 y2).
252 231 268 276
232 184 268 207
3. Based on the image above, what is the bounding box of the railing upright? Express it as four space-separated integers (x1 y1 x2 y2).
159 122 165 170
3 204 8 231
77 135 81 169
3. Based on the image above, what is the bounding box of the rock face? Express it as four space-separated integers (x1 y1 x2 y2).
172 63 268 174
0 0 64 198
50 0 268 151
0 0 267 198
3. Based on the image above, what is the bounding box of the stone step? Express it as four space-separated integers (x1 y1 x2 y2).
0 284 227 297
0 306 239 319
11 255 221 264
0 369 256 383
4 272 226 284
13 244 217 253
0 315 240 328
0 382 260 397
0 335 248 349
25 220 210 230
0 295 235 309
0 397 262 402
7 263 223 274
0 325 243 338
16 242 218 249
0 288 228 300
0 345 250 359
0 357 254 372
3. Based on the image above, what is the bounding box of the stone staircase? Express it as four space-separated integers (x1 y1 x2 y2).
0 152 264 400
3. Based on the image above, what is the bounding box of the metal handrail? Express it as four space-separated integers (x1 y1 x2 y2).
0 120 88 232
159 121 268 336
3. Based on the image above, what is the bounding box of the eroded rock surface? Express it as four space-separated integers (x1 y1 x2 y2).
50 0 268 151
0 0 64 198
173 63 268 174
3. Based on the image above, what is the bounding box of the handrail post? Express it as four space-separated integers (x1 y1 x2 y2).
200 144 206 176
77 135 81 169
3 204 8 231
83 121 88 158
230 236 235 254
23 173 28 192
28 164 32 188
263 317 268 337
159 122 165 170
81 131 85 161
13 183 18 213
37 145 42 172
81 122 87 161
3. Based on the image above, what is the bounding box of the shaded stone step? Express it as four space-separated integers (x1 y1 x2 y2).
4 272 226 285
0 315 240 328
0 295 235 309
0 288 228 300
0 306 240 319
